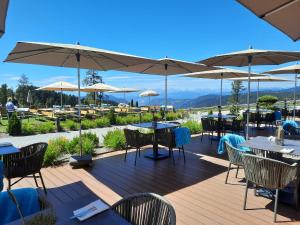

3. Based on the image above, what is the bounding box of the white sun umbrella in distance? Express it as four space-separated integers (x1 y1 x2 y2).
264 64 300 118
183 68 262 108
237 0 300 41
108 87 140 103
27 89 33 107
36 81 78 107
81 83 119 105
119 57 218 120
229 75 292 100
139 90 159 105
4 41 158 166
199 48 300 139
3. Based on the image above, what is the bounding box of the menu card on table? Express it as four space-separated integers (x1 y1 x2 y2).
72 199 109 221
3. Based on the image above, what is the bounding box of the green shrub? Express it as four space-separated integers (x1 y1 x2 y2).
141 113 154 122
181 120 202 134
103 129 126 150
62 119 78 131
95 117 110 127
107 109 116 125
229 105 240 115
68 132 98 155
44 137 69 166
81 119 96 129
258 95 278 109
208 109 213 115
22 121 36 135
116 115 140 125
166 112 178 121
37 121 55 134
7 113 22 136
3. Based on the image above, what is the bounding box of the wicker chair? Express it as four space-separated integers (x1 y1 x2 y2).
224 142 244 184
241 154 298 222
3 142 48 194
156 129 176 163
111 193 176 225
124 129 153 165
201 118 217 144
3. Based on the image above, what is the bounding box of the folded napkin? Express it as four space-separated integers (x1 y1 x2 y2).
280 148 294 154
73 199 109 221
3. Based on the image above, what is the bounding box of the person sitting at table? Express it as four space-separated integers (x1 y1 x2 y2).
5 98 15 119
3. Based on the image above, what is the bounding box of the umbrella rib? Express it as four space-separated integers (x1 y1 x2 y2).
168 60 193 73
260 0 295 18
4 48 62 62
263 55 280 65
201 56 233 66
90 52 129 67
85 53 107 71
60 49 76 67
140 64 157 74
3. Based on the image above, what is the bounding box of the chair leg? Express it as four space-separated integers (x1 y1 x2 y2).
225 163 231 184
235 166 239 178
124 148 128 161
274 189 279 223
182 145 186 163
139 148 141 157
33 174 39 188
39 171 47 195
8 178 11 190
134 148 138 165
171 148 175 165
294 181 299 209
201 132 203 142
243 180 249 210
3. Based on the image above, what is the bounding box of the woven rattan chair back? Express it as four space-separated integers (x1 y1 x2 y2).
241 154 298 190
112 193 176 225
225 142 244 166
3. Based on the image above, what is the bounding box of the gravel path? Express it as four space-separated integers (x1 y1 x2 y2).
0 126 126 148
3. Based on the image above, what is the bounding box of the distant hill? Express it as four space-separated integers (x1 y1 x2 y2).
143 86 299 109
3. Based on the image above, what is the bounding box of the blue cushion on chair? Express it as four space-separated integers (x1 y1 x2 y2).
218 134 249 154
174 127 191 147
0 188 40 225
0 161 3 192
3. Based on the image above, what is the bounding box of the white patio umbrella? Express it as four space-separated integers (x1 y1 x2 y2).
230 76 292 100
264 64 300 118
139 90 159 105
81 83 118 104
237 0 300 41
109 87 140 103
4 41 157 166
183 68 262 107
121 57 217 119
26 89 33 107
36 81 78 107
0 0 9 38
199 48 300 139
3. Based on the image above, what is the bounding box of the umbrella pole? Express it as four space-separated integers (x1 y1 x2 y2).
246 55 252 140
257 80 259 101
76 52 82 157
60 89 63 108
220 74 223 107
149 96 150 106
293 73 297 119
164 64 168 121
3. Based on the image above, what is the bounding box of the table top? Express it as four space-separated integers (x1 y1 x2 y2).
205 114 237 119
8 195 131 225
0 144 20 155
132 122 178 130
240 136 300 156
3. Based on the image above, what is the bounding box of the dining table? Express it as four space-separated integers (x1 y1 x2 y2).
7 194 132 225
0 143 20 156
131 122 179 160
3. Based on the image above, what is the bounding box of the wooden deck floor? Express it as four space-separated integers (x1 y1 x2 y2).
4 128 300 225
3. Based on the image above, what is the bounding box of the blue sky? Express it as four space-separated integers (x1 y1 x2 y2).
0 0 299 99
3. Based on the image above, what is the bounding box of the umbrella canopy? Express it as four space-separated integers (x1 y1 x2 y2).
264 64 300 118
4 41 157 161
122 57 217 118
109 87 140 93
139 90 159 106
237 0 300 41
26 90 33 106
36 81 78 107
139 90 159 97
4 41 157 69
199 48 300 67
81 83 118 92
36 81 78 91
0 0 9 38
199 48 300 139
183 68 262 106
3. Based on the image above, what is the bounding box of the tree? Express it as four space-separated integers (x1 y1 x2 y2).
258 95 278 109
130 99 134 107
229 80 245 114
135 101 138 107
0 84 8 106
82 69 104 105
15 74 31 106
